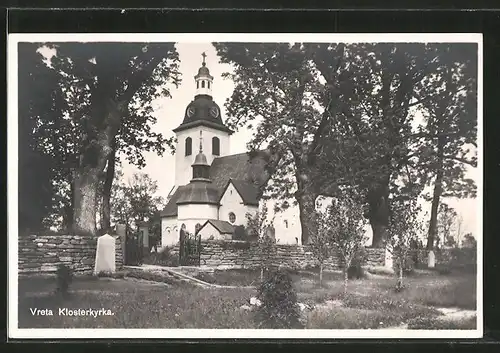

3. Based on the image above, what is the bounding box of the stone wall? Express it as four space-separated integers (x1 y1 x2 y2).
170 240 386 270
408 248 477 268
18 233 124 275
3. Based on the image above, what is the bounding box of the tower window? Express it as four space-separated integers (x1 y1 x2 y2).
208 81 211 89
185 137 192 156
197 81 199 89
202 80 205 88
212 137 220 156
284 220 289 228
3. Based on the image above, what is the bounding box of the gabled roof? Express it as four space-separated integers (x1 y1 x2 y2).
160 150 273 218
220 179 259 206
210 151 271 191
160 185 186 217
199 219 235 234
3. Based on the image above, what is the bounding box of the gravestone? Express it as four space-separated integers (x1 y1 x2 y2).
94 233 116 275
384 244 393 271
116 224 126 264
428 250 436 268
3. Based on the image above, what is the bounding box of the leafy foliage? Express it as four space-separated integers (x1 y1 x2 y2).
316 189 367 293
254 268 303 329
387 198 424 291
19 42 180 234
55 264 73 298
110 169 164 232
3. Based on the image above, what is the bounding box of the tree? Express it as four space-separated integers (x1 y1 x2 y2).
309 212 334 287
312 43 454 248
110 170 164 234
18 43 68 232
461 233 477 249
246 204 276 282
387 198 424 291
320 189 367 295
437 203 458 248
43 42 180 235
418 44 478 250
214 42 349 244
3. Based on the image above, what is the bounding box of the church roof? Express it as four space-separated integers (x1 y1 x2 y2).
221 179 260 206
200 219 235 234
160 150 271 217
176 181 220 205
173 95 232 134
210 151 271 191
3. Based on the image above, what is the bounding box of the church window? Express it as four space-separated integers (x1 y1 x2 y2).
212 137 220 156
195 223 202 234
202 80 205 88
284 220 288 228
197 81 199 89
208 81 211 89
185 137 192 156
229 212 236 224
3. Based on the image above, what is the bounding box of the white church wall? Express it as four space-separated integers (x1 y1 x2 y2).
219 182 258 227
161 216 179 247
177 203 219 234
175 127 231 186
197 222 231 241
262 199 302 245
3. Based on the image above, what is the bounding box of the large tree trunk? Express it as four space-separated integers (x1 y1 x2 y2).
73 166 101 236
62 172 75 231
426 140 445 250
367 185 390 248
295 190 318 245
100 144 116 232
73 99 125 236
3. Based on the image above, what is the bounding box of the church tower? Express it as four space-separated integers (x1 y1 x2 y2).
172 52 233 187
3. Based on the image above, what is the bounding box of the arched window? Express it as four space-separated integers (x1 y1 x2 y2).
195 223 202 234
185 137 192 156
197 81 199 89
208 81 211 89
228 212 236 224
284 220 289 228
202 80 205 88
212 136 220 156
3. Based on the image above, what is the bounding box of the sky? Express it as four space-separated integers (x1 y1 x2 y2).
106 42 478 238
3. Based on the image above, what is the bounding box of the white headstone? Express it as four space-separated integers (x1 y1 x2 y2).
428 250 436 268
94 233 116 275
384 244 393 270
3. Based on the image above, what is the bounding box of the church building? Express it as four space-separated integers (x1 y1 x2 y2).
160 54 301 247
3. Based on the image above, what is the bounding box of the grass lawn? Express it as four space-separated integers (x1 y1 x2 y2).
18 275 254 329
18 268 477 330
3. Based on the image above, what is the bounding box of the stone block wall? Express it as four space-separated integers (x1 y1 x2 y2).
18 233 124 275
169 240 386 270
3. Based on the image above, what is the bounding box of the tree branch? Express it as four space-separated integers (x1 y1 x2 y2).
120 55 165 103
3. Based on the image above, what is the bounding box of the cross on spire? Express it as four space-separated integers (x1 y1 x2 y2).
201 52 207 66
199 130 203 153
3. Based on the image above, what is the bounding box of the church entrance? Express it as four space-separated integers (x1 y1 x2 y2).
179 232 201 266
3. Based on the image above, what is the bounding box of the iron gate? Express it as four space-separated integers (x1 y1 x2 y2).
125 231 144 266
179 232 201 266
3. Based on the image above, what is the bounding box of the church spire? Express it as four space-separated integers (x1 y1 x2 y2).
194 52 214 97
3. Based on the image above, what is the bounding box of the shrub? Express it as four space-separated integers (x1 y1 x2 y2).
143 247 179 267
393 255 415 277
347 247 367 279
55 264 73 297
254 268 303 329
96 270 125 279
